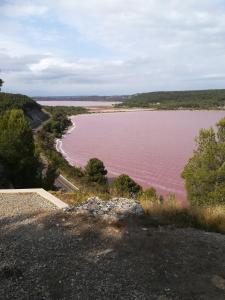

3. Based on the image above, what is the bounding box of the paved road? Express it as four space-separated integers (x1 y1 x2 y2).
55 174 79 192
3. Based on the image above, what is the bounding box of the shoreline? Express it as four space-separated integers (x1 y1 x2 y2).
87 105 225 114
55 116 77 158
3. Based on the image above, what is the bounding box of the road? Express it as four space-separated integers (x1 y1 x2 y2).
55 174 79 192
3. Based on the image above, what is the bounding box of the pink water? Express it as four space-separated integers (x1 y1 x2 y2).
37 101 118 107
58 111 225 200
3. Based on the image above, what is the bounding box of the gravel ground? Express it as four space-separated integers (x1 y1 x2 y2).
0 202 225 300
0 193 56 216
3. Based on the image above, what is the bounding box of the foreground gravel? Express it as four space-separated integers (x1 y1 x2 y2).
1 197 225 300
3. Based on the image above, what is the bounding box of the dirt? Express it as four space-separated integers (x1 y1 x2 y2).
1 209 225 300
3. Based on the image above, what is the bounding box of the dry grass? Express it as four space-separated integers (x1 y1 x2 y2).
51 190 111 206
140 197 225 234
52 191 225 234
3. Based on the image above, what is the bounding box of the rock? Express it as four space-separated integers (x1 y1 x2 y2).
211 275 225 291
67 197 144 221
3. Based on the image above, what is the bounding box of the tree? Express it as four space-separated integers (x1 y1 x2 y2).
84 158 108 185
0 109 40 187
111 174 142 197
0 78 4 92
182 117 225 206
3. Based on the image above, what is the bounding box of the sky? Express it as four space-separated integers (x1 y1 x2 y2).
1 0 225 96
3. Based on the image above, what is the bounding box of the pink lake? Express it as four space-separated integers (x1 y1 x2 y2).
57 111 225 200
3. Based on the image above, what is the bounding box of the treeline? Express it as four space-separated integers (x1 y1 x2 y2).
43 105 87 117
117 89 225 109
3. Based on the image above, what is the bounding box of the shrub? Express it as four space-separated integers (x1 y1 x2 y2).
143 187 157 198
84 158 108 185
138 186 164 204
111 174 142 197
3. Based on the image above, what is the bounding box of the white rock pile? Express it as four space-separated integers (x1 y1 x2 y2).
65 197 144 221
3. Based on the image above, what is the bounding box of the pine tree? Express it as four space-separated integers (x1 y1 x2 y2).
0 109 41 187
182 117 225 206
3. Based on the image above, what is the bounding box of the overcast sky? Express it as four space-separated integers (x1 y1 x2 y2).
1 0 225 96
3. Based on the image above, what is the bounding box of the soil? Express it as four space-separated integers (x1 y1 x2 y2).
1 208 225 299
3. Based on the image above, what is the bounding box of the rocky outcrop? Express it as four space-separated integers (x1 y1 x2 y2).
26 107 49 129
64 197 144 221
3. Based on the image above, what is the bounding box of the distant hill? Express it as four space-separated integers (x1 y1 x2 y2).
0 93 49 128
116 89 225 109
33 95 126 102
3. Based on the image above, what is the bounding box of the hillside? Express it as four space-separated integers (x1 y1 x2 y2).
117 89 225 109
0 93 49 128
33 95 126 102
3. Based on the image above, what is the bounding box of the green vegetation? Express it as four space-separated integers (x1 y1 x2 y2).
36 106 87 188
43 105 87 117
84 158 108 185
0 93 56 189
182 117 225 207
139 186 164 203
40 106 87 138
42 112 72 138
0 109 41 187
0 78 4 92
117 89 225 109
0 92 40 112
111 174 142 197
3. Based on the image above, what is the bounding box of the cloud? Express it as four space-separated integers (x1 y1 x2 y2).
52 0 225 55
1 0 225 95
1 2 48 17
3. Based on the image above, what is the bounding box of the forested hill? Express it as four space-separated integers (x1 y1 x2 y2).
116 89 225 109
0 93 48 128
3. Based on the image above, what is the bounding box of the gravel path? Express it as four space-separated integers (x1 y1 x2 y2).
0 193 56 217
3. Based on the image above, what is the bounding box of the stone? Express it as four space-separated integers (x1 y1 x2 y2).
67 197 144 221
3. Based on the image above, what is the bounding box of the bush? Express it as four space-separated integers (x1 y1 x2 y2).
138 186 163 203
143 187 157 198
111 174 142 197
84 158 108 185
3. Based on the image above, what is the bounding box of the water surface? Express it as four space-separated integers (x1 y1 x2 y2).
58 111 225 199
